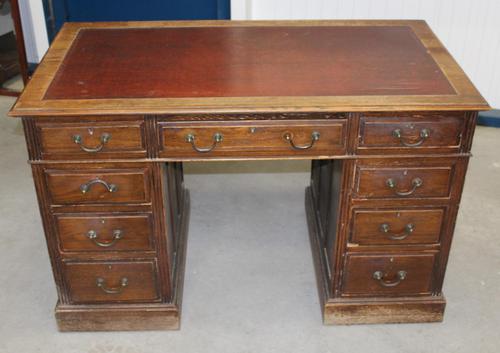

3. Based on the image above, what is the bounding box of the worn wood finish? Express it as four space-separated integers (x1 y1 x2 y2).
55 303 181 331
8 21 486 330
323 298 446 325
44 26 455 100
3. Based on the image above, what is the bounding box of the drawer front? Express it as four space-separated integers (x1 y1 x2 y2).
357 113 465 153
55 214 154 252
45 168 151 205
37 119 146 159
350 209 444 246
64 261 160 304
159 120 347 158
341 253 436 296
355 166 453 199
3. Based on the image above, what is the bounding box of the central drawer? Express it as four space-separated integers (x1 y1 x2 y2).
158 120 347 158
63 261 160 304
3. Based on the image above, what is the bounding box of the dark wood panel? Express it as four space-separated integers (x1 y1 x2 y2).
45 168 151 205
350 208 444 246
44 26 454 100
341 253 437 296
64 260 160 304
55 213 154 252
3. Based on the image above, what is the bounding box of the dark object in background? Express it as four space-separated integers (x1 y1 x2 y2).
43 0 231 41
0 0 29 97
0 30 20 85
478 110 500 127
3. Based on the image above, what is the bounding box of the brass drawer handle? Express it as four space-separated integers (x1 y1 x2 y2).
392 128 429 147
386 177 422 196
96 277 128 294
283 131 320 150
185 132 223 153
87 229 123 247
379 223 414 240
80 178 118 194
372 270 407 287
72 133 111 153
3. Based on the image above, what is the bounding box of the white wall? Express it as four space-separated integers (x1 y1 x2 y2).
232 0 500 108
18 0 49 63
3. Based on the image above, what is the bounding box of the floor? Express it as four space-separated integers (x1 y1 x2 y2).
0 93 498 353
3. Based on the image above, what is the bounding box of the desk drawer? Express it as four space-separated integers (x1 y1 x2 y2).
341 253 436 297
159 120 346 158
36 118 147 159
45 168 151 205
354 164 454 199
55 213 154 252
357 113 465 153
64 261 160 304
350 208 444 246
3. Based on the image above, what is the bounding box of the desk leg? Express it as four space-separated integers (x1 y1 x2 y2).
54 162 190 331
307 160 446 325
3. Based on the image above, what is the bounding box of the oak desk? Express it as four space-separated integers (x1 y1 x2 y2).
9 20 489 331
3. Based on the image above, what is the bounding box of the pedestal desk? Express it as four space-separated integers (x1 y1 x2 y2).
9 20 489 331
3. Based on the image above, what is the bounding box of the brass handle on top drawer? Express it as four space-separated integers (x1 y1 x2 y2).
80 178 118 194
283 131 320 150
392 128 429 147
96 277 128 294
86 229 123 247
372 270 407 287
379 223 415 240
185 132 223 153
72 133 111 153
386 177 422 196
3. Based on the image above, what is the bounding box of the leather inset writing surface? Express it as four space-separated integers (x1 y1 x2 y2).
44 26 455 100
